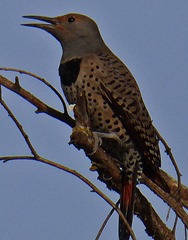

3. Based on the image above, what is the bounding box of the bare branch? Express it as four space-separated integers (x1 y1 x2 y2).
155 128 182 189
0 154 136 240
0 156 35 162
0 74 75 127
0 67 68 115
0 89 39 158
141 174 188 228
135 189 175 240
95 200 120 240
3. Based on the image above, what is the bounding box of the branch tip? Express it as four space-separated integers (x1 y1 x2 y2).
14 76 21 90
35 108 42 114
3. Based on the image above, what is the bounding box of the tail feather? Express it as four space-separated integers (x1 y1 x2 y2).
119 173 137 240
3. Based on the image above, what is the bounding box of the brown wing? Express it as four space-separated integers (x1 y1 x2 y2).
99 55 160 165
99 53 169 192
100 80 160 166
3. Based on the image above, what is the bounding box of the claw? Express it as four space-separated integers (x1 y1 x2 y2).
94 132 123 146
87 132 102 155
87 131 123 155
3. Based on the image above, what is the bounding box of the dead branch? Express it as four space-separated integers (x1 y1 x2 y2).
141 174 188 228
159 170 188 210
155 128 182 189
0 74 74 127
0 87 39 157
135 189 175 240
0 67 68 114
1 155 137 240
95 200 120 240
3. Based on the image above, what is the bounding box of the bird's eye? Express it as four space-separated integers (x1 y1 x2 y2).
68 17 75 23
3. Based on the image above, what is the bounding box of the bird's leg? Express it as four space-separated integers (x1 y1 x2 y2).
87 131 102 155
94 132 123 146
88 131 123 156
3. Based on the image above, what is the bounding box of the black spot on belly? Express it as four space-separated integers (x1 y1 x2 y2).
59 58 82 86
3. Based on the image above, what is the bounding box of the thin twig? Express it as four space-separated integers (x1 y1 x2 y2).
0 156 35 162
0 155 136 240
155 128 182 233
95 200 120 240
0 88 39 157
185 226 187 240
0 67 68 115
0 75 75 127
155 128 182 189
172 215 178 235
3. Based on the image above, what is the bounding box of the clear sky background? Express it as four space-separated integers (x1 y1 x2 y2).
0 1 188 239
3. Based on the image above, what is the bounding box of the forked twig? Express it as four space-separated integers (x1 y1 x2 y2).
0 86 38 158
0 75 75 127
0 67 68 114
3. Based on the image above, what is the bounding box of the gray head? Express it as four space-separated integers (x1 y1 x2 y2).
22 13 108 61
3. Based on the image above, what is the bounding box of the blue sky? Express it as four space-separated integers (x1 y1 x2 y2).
0 1 188 239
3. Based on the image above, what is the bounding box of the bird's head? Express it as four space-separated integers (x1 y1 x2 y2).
22 13 107 60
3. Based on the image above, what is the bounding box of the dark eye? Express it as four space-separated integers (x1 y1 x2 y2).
68 17 75 23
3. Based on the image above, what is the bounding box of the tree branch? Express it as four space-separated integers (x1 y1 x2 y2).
0 154 136 240
0 74 75 127
0 67 68 115
155 128 182 190
141 174 188 228
135 189 175 240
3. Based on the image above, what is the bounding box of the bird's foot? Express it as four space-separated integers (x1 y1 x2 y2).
88 131 123 156
94 132 123 146
87 132 102 155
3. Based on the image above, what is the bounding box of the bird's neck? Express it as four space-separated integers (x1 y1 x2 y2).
61 38 110 63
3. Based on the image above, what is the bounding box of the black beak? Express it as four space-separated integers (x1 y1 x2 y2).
22 15 59 31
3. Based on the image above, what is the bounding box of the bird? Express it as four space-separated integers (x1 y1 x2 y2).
22 13 170 240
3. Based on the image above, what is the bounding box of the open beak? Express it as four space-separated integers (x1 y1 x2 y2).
22 15 59 32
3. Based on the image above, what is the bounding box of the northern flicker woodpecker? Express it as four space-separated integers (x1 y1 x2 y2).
23 13 169 240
